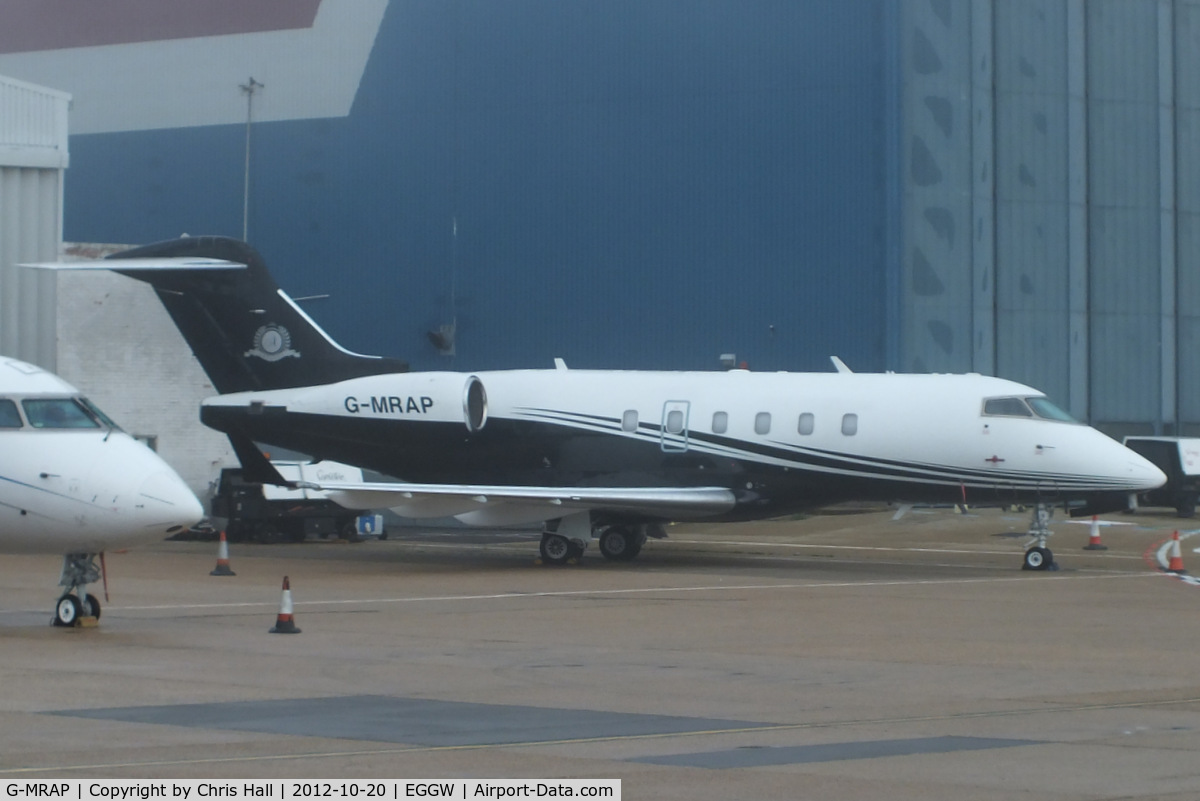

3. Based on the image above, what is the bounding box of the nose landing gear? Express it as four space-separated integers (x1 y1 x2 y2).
51 553 104 627
1022 505 1059 571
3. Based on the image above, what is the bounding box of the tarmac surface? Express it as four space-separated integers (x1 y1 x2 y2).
2 505 1200 800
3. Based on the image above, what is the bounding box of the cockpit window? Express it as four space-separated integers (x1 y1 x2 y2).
0 399 21 428
983 396 1080 423
22 398 101 429
78 396 121 430
1026 396 1078 423
983 397 1033 417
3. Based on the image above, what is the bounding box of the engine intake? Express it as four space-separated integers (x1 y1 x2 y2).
464 374 487 432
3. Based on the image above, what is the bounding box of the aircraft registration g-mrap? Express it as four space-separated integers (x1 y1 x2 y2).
0 357 204 626
31 237 1165 571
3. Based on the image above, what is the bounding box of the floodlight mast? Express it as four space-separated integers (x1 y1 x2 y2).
240 77 264 241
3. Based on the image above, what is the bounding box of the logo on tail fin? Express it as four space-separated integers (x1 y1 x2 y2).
245 324 300 362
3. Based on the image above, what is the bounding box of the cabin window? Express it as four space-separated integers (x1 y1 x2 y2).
665 409 685 434
797 412 814 435
22 398 99 429
841 413 858 436
754 412 771 435
0 399 21 428
621 410 638 432
983 397 1033 418
712 411 728 434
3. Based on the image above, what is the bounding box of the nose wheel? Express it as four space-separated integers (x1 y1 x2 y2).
50 553 104 627
1022 546 1055 571
1021 505 1059 571
52 593 101 627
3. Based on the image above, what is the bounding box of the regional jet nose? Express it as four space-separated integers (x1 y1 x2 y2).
137 470 205 533
1124 450 1167 491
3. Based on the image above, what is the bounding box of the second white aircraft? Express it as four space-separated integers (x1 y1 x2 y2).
0 356 203 626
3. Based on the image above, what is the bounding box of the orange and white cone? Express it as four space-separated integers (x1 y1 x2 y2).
1083 516 1108 551
209 531 236 576
1167 531 1187 574
269 576 301 634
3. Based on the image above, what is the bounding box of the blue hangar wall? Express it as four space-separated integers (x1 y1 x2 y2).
62 1 893 373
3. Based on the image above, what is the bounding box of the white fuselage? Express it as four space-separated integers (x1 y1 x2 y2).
0 358 204 555
200 367 1166 516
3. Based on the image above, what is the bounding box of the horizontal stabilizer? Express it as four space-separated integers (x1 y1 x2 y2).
22 257 244 271
31 236 409 394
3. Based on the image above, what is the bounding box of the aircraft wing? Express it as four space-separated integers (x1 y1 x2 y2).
312 481 738 526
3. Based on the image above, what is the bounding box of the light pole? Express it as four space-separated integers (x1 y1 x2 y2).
240 77 264 241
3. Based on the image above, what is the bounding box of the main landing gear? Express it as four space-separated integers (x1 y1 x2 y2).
52 553 103 627
597 524 646 561
539 513 590 565
538 516 654 565
1022 504 1059 572
539 531 586 565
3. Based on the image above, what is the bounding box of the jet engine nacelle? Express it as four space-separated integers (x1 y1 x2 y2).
205 372 488 433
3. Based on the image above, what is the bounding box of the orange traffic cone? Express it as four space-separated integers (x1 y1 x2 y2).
209 531 236 576
1167 531 1187 574
269 576 301 634
1083 516 1108 551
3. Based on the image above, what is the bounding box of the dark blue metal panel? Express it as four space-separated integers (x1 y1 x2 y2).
64 0 890 373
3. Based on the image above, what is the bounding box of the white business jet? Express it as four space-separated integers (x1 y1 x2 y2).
0 356 203 626
32 237 1166 571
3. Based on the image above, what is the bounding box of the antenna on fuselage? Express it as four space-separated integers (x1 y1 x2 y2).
830 356 853 374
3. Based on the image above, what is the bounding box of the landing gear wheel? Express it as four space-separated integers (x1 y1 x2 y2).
599 526 640 561
340 520 361 543
598 527 628 560
540 533 573 565
626 536 643 560
53 594 80 627
83 593 101 620
1023 546 1054 571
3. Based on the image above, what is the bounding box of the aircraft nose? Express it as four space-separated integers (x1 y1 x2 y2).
1124 449 1167 491
138 470 205 532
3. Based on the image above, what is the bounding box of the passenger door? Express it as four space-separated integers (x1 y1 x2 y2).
660 401 690 452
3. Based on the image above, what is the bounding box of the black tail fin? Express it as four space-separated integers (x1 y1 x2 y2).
109 236 408 393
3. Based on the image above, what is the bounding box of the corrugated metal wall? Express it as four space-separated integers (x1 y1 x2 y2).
897 0 987 377
1086 0 1163 430
1176 1 1200 433
0 73 68 370
900 0 1200 436
993 1 1077 407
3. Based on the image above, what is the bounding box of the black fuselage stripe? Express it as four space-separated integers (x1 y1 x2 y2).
508 409 1128 489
